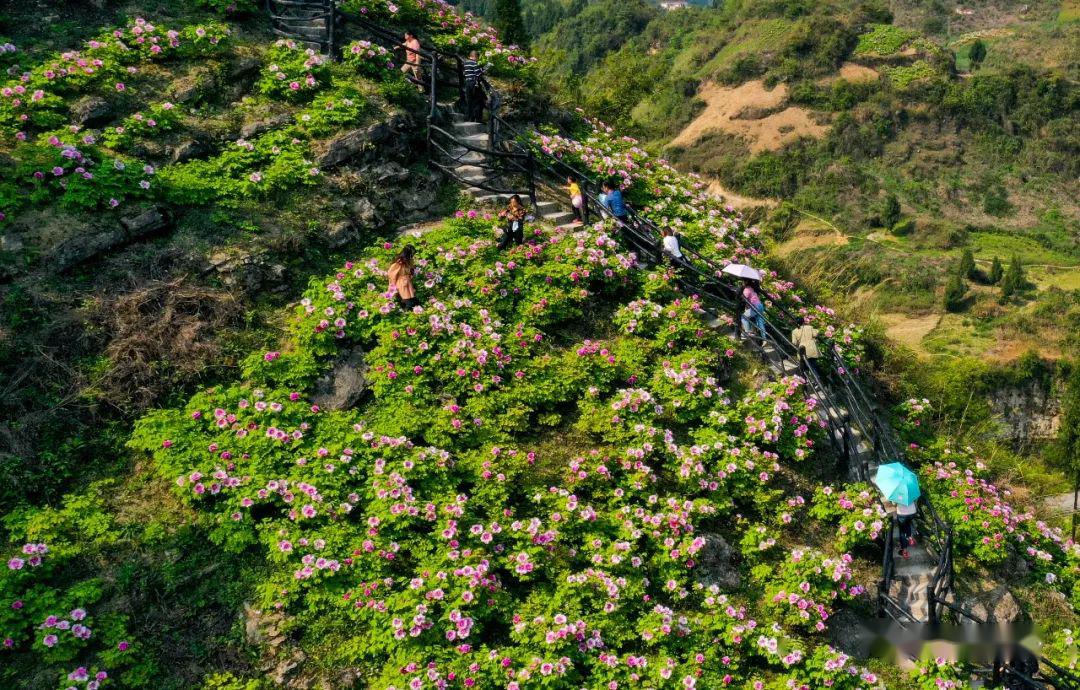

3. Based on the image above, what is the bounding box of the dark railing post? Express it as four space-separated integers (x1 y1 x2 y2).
326 0 336 59
526 152 537 207
581 181 590 225
429 55 438 122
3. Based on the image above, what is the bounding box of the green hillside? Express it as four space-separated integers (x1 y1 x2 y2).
1 1 1080 689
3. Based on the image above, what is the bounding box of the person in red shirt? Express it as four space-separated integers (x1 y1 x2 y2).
401 31 423 84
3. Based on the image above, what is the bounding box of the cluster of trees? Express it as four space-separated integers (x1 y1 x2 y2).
943 249 1025 312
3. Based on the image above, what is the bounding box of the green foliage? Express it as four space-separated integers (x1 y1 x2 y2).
493 0 529 47
987 255 1003 284
193 0 258 14
891 218 915 236
853 23 917 57
943 266 966 312
967 39 986 70
1053 364 1080 473
958 248 976 280
1000 253 1025 300
100 102 182 152
257 39 331 102
880 192 901 228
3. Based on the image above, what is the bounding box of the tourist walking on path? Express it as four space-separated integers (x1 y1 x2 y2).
740 278 767 341
599 180 628 225
462 50 485 122
791 319 819 373
882 499 918 559
498 195 527 249
388 245 419 309
873 462 921 560
660 227 684 266
567 175 583 223
401 31 423 84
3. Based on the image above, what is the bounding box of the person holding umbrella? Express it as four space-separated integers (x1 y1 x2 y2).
721 264 766 341
873 462 921 560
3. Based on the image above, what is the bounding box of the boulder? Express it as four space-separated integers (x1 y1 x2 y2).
826 608 877 660
47 206 169 273
229 55 262 81
315 119 400 169
369 161 410 184
120 207 168 237
961 586 1023 623
325 220 358 249
311 348 369 410
71 96 114 127
170 67 216 104
350 197 381 227
241 113 293 139
170 139 206 163
694 533 740 589
1 234 24 252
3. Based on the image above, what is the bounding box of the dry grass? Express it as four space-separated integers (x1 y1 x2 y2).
670 81 828 153
96 279 241 411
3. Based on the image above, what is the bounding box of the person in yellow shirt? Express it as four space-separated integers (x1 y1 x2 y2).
567 175 583 224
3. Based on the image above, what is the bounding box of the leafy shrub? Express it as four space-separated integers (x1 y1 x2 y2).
257 40 331 102
891 218 915 236
99 102 181 151
853 23 917 57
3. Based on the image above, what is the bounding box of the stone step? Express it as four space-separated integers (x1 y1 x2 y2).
544 211 576 226
461 133 490 148
452 121 485 136
455 164 487 177
535 200 561 214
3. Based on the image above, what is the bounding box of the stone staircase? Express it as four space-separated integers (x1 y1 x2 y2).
888 530 937 622
444 113 577 227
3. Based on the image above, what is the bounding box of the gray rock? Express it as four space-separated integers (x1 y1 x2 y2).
315 120 397 169
120 207 168 237
270 650 305 685
370 161 410 184
350 197 381 227
401 179 438 213
241 113 293 139
694 533 740 589
325 220 357 249
961 586 1023 623
1 234 24 252
47 206 168 272
71 96 114 127
229 55 261 80
170 67 216 104
170 139 205 163
826 608 877 660
311 348 369 410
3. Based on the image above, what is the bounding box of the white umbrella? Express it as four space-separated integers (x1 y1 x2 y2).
722 264 762 281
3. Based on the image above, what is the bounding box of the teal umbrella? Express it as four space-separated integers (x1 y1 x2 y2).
873 462 921 506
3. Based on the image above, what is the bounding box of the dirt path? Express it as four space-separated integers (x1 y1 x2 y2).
670 80 828 153
705 179 774 210
878 312 941 352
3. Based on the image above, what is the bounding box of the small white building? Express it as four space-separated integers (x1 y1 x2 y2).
660 1 689 10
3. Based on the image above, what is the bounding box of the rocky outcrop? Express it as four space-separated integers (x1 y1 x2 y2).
989 381 1063 444
314 113 411 168
960 585 1024 622
46 207 169 273
205 247 286 293
311 347 369 410
694 533 740 589
241 113 294 139
71 96 114 126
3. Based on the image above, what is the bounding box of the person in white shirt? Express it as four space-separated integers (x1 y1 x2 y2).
889 499 918 559
660 227 684 264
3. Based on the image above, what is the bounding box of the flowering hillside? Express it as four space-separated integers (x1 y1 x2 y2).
1 1 1079 689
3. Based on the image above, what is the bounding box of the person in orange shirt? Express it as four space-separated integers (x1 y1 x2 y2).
387 245 419 309
401 31 423 84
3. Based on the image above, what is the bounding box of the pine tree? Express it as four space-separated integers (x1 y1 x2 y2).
881 193 901 228
944 263 967 312
493 0 529 48
1000 254 1025 299
959 248 976 280
1056 364 1080 477
968 39 987 71
988 256 1003 284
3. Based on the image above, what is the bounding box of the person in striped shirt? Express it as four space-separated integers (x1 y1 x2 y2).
463 51 485 122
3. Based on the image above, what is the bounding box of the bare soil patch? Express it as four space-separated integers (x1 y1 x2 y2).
817 63 880 85
705 179 774 210
878 312 941 351
670 81 828 153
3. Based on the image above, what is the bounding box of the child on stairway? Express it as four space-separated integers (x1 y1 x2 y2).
567 175 583 224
